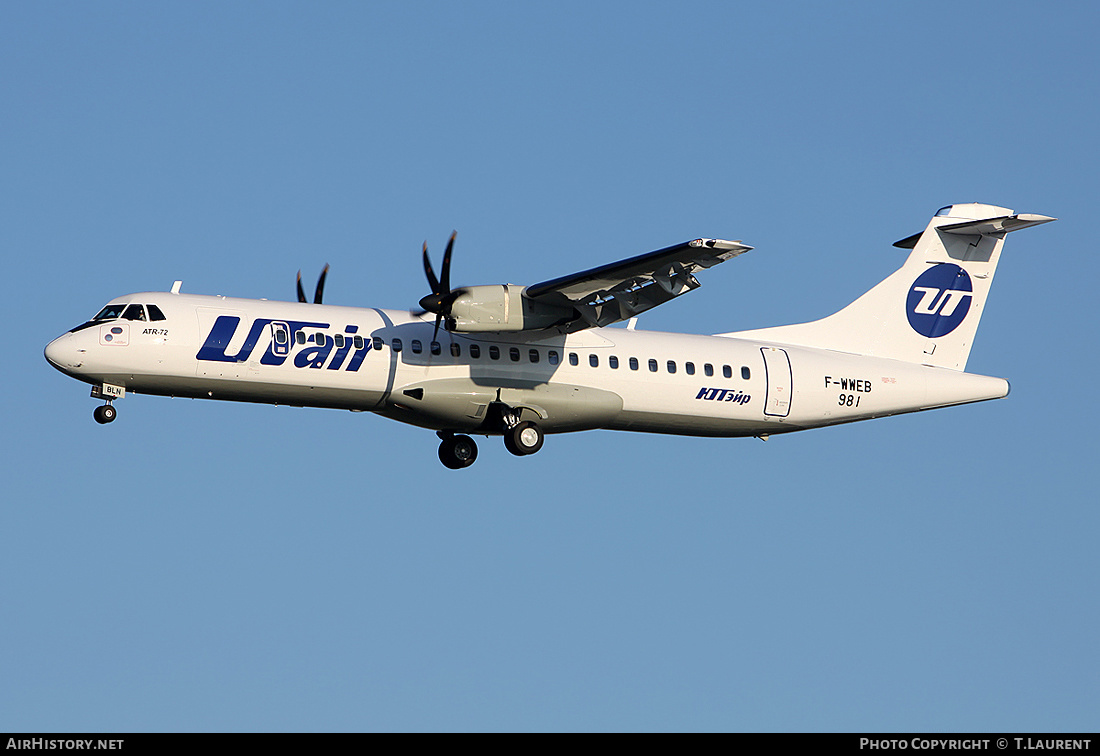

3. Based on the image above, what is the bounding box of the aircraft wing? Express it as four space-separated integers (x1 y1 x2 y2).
524 238 751 331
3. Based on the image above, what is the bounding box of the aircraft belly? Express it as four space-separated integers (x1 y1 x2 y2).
109 372 387 411
385 375 624 433
605 375 764 437
606 410 791 438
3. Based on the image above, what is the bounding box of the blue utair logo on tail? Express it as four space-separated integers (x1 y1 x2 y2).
906 263 973 338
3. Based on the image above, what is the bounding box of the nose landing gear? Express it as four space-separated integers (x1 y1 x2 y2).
93 403 117 424
90 384 122 425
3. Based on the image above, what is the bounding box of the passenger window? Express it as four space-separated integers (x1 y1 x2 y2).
392 338 403 352
122 304 146 321
589 354 599 368
411 340 422 354
648 359 658 372
609 355 619 369
334 334 345 348
742 366 751 380
510 347 520 362
667 360 676 374
723 365 732 379
296 331 307 345
273 328 288 346
685 362 695 375
451 342 461 357
315 333 326 347
372 337 383 349
356 336 366 349
470 344 481 359
489 345 500 360
629 357 639 371
529 349 540 363
569 353 579 366
430 341 441 355
704 363 714 377
548 350 559 365
147 304 167 321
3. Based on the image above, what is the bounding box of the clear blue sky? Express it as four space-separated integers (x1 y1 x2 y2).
3 1 1097 732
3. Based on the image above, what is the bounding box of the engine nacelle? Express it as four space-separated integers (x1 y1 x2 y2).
447 285 573 332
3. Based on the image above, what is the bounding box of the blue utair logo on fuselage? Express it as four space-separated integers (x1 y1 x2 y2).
906 263 973 338
196 316 373 371
695 387 751 405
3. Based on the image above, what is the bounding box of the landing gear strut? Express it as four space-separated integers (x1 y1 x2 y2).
437 432 478 469
488 399 546 458
93 402 116 424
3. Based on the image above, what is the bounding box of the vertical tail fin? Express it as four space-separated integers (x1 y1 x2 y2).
722 203 1055 370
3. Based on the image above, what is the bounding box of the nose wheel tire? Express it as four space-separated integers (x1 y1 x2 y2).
438 434 478 469
504 421 543 456
93 405 117 424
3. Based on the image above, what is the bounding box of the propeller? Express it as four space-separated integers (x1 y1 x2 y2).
419 232 466 340
297 264 330 304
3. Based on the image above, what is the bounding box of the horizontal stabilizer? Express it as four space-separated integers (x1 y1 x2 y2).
938 213 1056 236
895 213 1056 248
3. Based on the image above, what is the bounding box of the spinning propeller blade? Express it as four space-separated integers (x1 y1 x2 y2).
419 232 464 341
296 265 331 304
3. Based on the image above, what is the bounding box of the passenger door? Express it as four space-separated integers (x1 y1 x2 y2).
761 347 792 418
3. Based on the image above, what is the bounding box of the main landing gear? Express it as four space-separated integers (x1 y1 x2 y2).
435 416 546 469
437 432 478 470
93 402 117 424
504 421 543 456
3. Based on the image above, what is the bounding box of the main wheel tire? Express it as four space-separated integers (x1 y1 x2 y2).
438 434 478 469
504 421 543 456
93 405 117 424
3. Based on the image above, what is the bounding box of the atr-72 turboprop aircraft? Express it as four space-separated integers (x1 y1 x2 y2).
45 203 1053 469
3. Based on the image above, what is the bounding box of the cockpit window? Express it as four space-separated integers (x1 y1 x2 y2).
93 304 126 321
935 206 954 217
122 304 147 321
147 304 167 321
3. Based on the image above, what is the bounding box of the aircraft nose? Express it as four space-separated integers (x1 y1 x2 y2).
44 333 82 372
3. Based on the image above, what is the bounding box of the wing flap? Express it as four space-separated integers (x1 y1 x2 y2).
525 238 750 331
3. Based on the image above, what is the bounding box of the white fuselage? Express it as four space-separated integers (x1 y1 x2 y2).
44 291 1010 439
